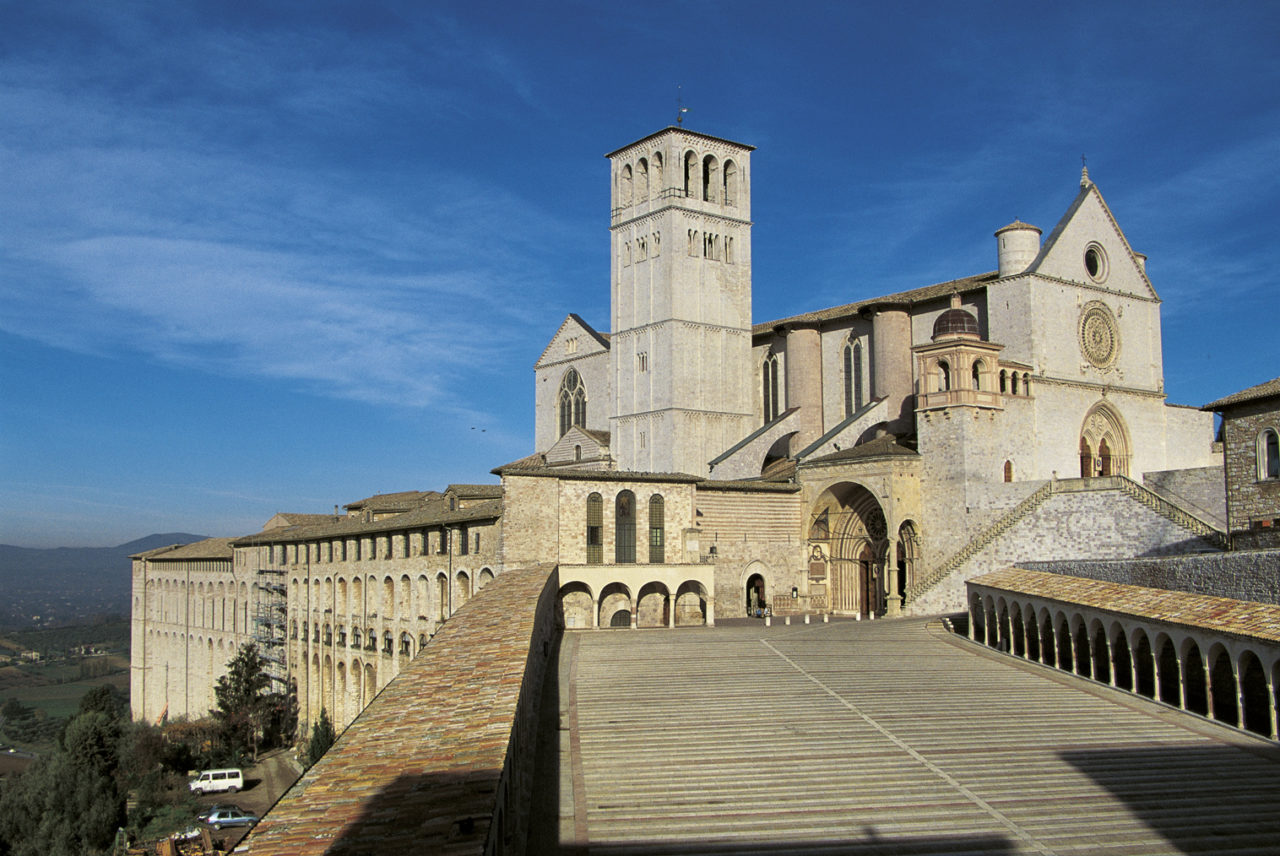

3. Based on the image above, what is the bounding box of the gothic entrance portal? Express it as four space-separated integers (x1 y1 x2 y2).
1079 402 1131 478
810 482 889 618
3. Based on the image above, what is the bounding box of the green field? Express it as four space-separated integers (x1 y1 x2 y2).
3 672 130 720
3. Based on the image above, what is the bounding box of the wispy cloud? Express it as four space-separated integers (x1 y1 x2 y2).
0 4 566 413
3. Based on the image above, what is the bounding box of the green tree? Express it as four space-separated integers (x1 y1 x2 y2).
306 707 336 768
212 643 271 759
0 710 124 856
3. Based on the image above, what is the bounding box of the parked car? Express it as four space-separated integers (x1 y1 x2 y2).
188 768 244 794
196 804 243 824
203 808 259 830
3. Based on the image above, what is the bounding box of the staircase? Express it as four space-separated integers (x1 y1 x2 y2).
905 476 1228 604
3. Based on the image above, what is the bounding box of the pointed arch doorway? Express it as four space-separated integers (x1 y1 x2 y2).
811 482 888 618
1079 402 1131 477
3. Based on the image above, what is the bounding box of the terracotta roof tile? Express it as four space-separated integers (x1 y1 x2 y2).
1202 376 1280 411
971 567 1280 643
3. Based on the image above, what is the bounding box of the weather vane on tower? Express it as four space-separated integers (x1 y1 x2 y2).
676 85 689 125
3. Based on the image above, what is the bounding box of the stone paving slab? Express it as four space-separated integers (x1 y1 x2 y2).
558 619 1280 855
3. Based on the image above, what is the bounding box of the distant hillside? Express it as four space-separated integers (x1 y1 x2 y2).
0 533 210 584
0 534 209 629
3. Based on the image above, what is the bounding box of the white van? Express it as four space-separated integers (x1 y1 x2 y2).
188 768 244 795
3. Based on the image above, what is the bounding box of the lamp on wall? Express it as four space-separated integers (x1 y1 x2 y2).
791 586 798 599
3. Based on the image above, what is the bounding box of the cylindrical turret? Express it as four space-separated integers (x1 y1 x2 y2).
784 324 823 453
871 306 913 435
994 220 1042 278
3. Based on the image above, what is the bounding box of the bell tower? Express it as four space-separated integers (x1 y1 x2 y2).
606 127 755 475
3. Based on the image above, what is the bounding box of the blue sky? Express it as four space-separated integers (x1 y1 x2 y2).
1 1 1277 547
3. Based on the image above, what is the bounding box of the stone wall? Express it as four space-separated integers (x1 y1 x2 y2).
1220 396 1280 532
245 563 559 856
906 484 1223 616
1143 465 1225 528
1024 550 1280 605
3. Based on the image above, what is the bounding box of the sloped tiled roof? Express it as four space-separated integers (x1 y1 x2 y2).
343 490 437 512
233 498 502 546
753 272 997 335
446 483 504 499
132 537 237 561
266 513 340 528
1202 376 1280 411
971 567 1280 643
801 433 918 467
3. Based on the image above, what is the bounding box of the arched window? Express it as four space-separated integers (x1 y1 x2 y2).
938 360 951 392
1011 372 1019 395
619 164 632 207
1260 429 1279 480
999 370 1007 393
615 490 636 564
1022 373 1031 395
702 154 719 202
636 157 648 203
684 151 697 197
558 368 586 437
648 495 665 564
586 493 603 565
843 338 863 417
723 160 738 206
652 151 663 192
763 351 780 423
1004 460 1014 482
972 360 983 390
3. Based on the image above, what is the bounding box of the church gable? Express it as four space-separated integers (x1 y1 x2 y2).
535 313 609 369
1029 181 1157 301
547 425 612 468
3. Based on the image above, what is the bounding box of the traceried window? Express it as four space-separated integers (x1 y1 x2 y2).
844 338 863 417
558 368 587 437
1260 429 1280 480
648 495 665 564
615 490 636 564
763 351 780 423
586 493 603 565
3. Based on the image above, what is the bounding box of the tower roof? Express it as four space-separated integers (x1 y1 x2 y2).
605 126 755 159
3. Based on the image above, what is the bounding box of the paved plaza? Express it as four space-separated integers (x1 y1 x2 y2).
549 617 1280 855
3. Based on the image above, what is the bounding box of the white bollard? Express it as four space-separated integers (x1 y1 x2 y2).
823 614 829 623
869 612 875 620
855 614 861 621
785 615 791 625
765 615 771 627
804 614 810 624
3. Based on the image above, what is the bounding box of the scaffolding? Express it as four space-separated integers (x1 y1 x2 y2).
254 563 289 695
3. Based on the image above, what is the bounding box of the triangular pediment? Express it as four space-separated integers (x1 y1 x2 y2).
546 425 612 467
1028 182 1158 301
534 313 610 369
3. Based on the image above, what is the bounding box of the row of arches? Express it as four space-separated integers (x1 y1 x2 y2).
302 652 378 731
616 150 741 208
139 629 242 719
970 591 1280 740
141 577 250 635
559 579 712 629
290 568 493 627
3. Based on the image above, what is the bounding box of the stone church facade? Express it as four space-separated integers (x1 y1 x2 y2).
131 125 1228 733
519 125 1222 630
